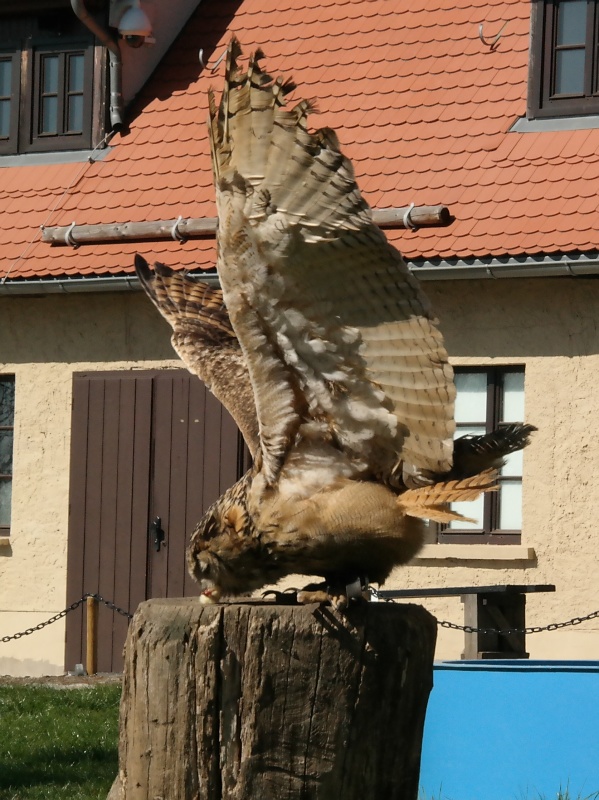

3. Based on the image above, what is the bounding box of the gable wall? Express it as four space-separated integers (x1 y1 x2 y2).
1 276 598 674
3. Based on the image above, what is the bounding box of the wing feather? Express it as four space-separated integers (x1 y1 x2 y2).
209 39 455 484
134 255 260 456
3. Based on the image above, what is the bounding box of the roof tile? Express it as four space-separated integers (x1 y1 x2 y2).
2 0 599 280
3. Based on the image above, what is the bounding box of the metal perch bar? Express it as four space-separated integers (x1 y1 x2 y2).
379 584 556 660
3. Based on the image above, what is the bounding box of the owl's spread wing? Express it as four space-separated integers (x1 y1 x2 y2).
210 40 455 486
134 254 260 456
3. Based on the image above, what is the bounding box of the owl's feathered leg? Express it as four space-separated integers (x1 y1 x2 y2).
262 575 369 607
297 575 370 609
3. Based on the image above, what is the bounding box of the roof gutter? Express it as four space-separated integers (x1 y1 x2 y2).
0 274 217 295
410 252 599 280
2 254 599 295
70 0 125 131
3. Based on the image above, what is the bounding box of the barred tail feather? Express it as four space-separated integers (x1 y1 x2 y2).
397 468 498 523
452 423 537 479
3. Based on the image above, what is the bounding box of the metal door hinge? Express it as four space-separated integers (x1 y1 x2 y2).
150 516 166 552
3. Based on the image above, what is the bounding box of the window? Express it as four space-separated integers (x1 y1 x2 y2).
0 50 20 152
0 377 15 535
0 10 99 155
437 367 526 544
529 0 599 118
33 48 91 143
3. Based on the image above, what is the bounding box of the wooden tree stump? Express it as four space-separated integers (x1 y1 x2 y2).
108 598 437 800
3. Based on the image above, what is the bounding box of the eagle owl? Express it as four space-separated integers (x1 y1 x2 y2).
136 39 535 603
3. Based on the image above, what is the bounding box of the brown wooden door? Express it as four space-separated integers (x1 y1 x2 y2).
65 369 246 673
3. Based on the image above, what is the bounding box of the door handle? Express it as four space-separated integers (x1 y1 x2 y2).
150 516 166 552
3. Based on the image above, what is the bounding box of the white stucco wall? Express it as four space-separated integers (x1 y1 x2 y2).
0 276 598 674
0 290 178 675
399 276 599 660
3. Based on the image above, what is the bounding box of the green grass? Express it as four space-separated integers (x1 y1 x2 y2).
0 684 121 800
1 686 596 800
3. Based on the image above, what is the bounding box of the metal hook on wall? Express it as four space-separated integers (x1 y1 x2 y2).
479 21 508 51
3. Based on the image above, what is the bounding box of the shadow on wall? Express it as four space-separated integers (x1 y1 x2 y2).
413 555 538 571
0 292 176 364
426 277 599 359
0 656 64 678
3 277 599 365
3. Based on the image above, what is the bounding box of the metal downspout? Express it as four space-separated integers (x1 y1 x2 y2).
70 0 124 131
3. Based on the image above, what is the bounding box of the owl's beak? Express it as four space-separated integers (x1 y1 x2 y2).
199 587 222 605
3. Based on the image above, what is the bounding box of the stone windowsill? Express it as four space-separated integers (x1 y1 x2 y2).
410 544 535 563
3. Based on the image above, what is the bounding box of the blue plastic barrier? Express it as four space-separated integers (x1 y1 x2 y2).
420 660 599 800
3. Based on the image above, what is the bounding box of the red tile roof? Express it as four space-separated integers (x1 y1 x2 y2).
2 0 599 281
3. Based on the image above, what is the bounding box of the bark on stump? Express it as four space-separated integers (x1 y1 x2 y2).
108 598 437 800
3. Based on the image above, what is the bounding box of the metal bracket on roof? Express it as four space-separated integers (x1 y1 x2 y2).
199 46 228 73
564 261 576 277
479 22 508 51
64 221 79 248
402 202 418 231
171 216 187 244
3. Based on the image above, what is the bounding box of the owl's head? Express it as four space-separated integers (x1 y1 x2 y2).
187 509 227 603
186 478 265 601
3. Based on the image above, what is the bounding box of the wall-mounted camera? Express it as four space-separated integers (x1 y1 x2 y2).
114 1 152 48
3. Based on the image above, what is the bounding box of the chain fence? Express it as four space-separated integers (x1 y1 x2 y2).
437 609 599 636
2 591 599 643
0 593 132 644
371 588 599 635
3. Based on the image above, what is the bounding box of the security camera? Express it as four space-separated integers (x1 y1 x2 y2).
117 3 152 47
123 33 145 48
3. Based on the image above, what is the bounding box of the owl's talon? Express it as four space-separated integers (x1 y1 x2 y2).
262 589 300 605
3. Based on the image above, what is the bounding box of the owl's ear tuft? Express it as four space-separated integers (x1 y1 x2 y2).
224 505 246 535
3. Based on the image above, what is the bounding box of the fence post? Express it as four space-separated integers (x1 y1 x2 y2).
86 595 98 676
